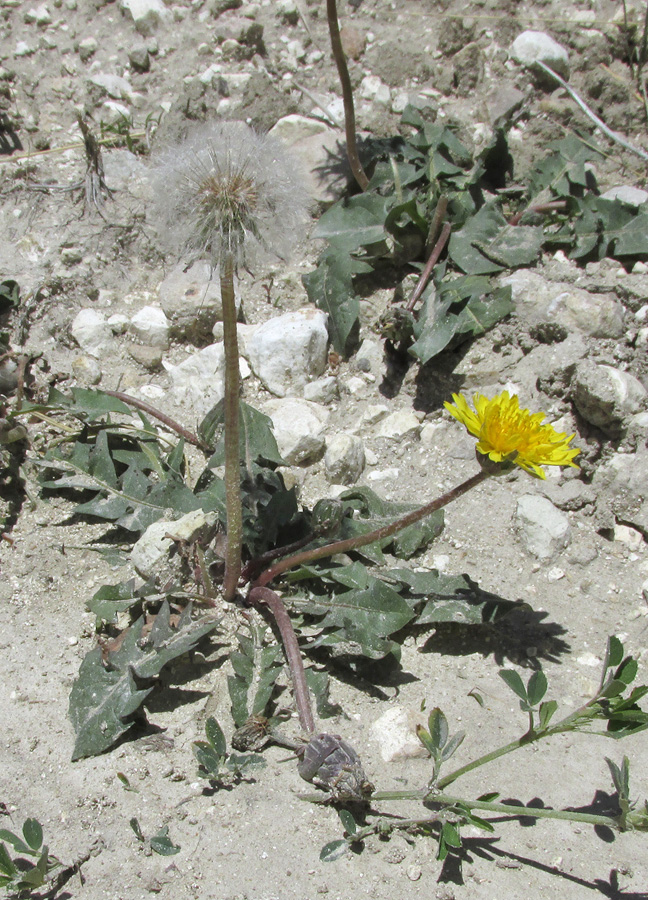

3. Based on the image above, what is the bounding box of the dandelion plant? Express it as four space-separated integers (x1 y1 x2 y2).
150 121 310 600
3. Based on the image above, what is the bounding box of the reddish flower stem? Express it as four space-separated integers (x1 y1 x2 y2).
104 390 209 451
406 221 452 313
508 201 567 227
249 585 315 734
254 469 490 588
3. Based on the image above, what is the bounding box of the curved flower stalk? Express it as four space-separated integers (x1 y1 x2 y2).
255 391 581 586
150 121 311 601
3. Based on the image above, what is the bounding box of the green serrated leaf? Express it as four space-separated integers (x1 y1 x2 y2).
499 669 528 702
448 204 542 274
203 401 284 468
87 580 139 624
226 752 266 775
312 194 389 249
69 604 219 759
305 668 343 719
302 251 363 355
228 625 284 727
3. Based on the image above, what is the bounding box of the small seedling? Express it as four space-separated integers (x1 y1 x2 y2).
0 818 61 896
129 819 180 857
193 717 266 789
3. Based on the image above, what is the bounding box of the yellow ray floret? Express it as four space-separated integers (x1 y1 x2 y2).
444 391 580 479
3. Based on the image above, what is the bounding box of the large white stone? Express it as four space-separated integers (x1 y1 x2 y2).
164 343 226 417
129 305 170 349
515 494 571 559
371 707 428 762
269 114 330 145
120 0 170 35
262 398 329 464
325 434 365 485
510 30 569 79
377 410 421 440
131 509 216 578
70 309 111 357
246 308 328 397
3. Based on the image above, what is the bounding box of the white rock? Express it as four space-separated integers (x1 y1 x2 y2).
371 707 428 762
269 114 330 145
129 305 170 349
71 309 112 357
325 434 365 485
101 101 133 126
107 314 129 334
164 343 226 417
88 72 135 102
120 0 170 35
131 509 216 578
601 185 648 207
360 74 391 106
246 308 328 397
24 4 52 25
377 410 421 440
573 361 647 432
262 398 329 464
510 30 570 78
78 36 98 61
303 375 338 404
515 494 571 559
71 356 102 385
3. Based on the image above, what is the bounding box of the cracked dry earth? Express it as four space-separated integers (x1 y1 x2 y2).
1 0 648 898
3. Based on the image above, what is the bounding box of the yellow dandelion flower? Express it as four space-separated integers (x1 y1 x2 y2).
444 391 580 479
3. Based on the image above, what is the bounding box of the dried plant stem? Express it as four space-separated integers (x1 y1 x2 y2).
103 390 209 450
507 200 567 227
534 60 648 162
255 468 490 587
326 0 369 191
221 250 244 602
249 585 315 734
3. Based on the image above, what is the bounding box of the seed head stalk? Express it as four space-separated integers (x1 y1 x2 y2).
221 250 243 603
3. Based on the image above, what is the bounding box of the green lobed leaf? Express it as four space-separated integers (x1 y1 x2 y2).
305 668 343 719
202 400 284 468
69 602 219 759
194 741 225 778
228 625 284 727
226 753 266 775
441 730 465 762
448 204 543 274
302 250 364 355
0 830 32 856
0 842 17 877
312 194 389 250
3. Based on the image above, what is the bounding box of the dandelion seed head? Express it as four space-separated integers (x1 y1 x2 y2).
149 120 311 269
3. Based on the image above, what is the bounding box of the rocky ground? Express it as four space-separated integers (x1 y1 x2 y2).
1 0 648 898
